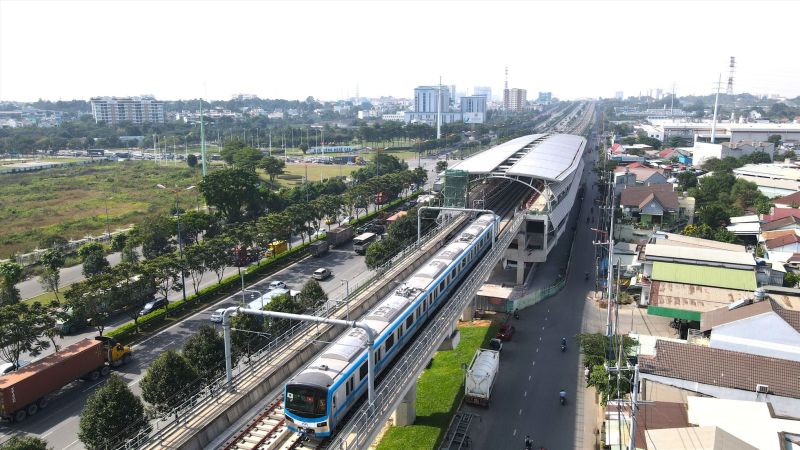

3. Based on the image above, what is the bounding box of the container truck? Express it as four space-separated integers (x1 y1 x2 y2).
464 348 499 407
327 225 354 247
309 240 330 257
0 336 132 423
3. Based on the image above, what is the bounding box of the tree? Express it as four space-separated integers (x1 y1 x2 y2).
39 248 66 302
0 261 23 305
676 171 697 191
199 168 262 222
258 156 286 185
63 273 116 336
187 153 198 168
699 204 731 227
231 313 267 363
298 143 309 154
182 325 227 384
0 436 52 450
299 279 328 310
783 271 800 288
0 302 51 367
220 138 246 165
121 241 139 263
177 210 213 246
204 237 234 283
140 350 199 414
110 233 128 252
767 134 782 146
183 242 208 294
576 333 638 405
79 374 149 450
436 160 448 172
78 242 109 278
263 293 304 335
143 254 182 307
232 146 264 172
133 215 175 259
112 263 157 332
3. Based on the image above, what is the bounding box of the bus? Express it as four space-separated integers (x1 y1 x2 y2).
353 232 378 255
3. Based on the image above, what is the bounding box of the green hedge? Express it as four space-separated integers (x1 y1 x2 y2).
106 192 421 344
107 241 312 343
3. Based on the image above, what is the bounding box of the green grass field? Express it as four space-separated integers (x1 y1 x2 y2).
274 164 358 187
376 321 498 450
0 161 202 258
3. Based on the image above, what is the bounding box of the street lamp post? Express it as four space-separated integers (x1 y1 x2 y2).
157 184 196 303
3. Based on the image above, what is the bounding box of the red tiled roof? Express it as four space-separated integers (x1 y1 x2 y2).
628 162 644 168
620 184 679 210
639 340 800 398
762 208 800 222
765 233 800 250
658 148 676 158
761 216 800 231
776 191 800 206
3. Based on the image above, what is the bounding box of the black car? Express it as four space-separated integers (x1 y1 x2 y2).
139 297 169 316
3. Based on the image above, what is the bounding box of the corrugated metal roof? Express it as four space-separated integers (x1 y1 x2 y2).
505 134 586 181
651 262 756 291
451 134 543 174
645 245 756 267
450 133 585 181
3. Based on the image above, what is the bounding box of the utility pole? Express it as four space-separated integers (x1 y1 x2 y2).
436 77 442 140
711 74 722 144
200 99 208 177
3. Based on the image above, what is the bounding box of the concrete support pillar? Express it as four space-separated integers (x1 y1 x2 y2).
515 232 526 285
438 323 461 351
461 295 476 322
391 382 417 427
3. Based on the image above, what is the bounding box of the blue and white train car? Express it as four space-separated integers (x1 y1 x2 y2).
283 213 499 437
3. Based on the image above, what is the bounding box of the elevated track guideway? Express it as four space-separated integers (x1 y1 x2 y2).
132 103 595 450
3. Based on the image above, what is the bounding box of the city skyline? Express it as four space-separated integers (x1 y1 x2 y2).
1 0 799 103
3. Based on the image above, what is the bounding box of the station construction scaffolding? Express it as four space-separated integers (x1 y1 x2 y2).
443 169 469 208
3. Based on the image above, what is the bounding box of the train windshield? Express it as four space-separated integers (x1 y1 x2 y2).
285 385 327 419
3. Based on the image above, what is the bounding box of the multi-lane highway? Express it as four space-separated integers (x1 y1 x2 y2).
1 151 447 449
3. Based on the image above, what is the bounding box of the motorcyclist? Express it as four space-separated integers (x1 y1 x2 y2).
561 337 567 346
559 388 567 404
584 271 589 280
524 435 533 449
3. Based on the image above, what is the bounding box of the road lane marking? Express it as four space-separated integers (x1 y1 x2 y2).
542 326 545 330
528 375 532 381
524 391 527 397
513 429 517 436
518 409 523 416
531 361 536 366
536 347 539 353
539 336 542 342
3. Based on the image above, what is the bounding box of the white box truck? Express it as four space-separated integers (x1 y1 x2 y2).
464 348 499 407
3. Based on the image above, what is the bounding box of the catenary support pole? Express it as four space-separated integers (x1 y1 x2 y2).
222 307 377 407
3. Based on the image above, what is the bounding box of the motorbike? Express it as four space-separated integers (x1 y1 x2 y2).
560 394 566 406
513 309 520 320
560 344 566 352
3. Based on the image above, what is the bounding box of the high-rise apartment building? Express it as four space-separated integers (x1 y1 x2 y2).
461 95 487 123
90 96 165 125
413 86 450 113
473 86 492 101
537 92 552 104
503 88 527 112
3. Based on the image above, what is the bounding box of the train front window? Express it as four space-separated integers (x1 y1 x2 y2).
285 385 327 419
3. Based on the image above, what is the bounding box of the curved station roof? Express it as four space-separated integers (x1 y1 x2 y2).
452 133 586 183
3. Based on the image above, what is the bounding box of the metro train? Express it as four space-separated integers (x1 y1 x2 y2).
283 213 499 438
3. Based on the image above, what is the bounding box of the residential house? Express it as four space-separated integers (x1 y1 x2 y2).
648 232 746 252
691 141 775 167
639 340 800 414
733 162 800 197
764 233 800 253
773 191 800 208
619 184 688 228
700 298 800 362
726 214 761 238
657 147 679 160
